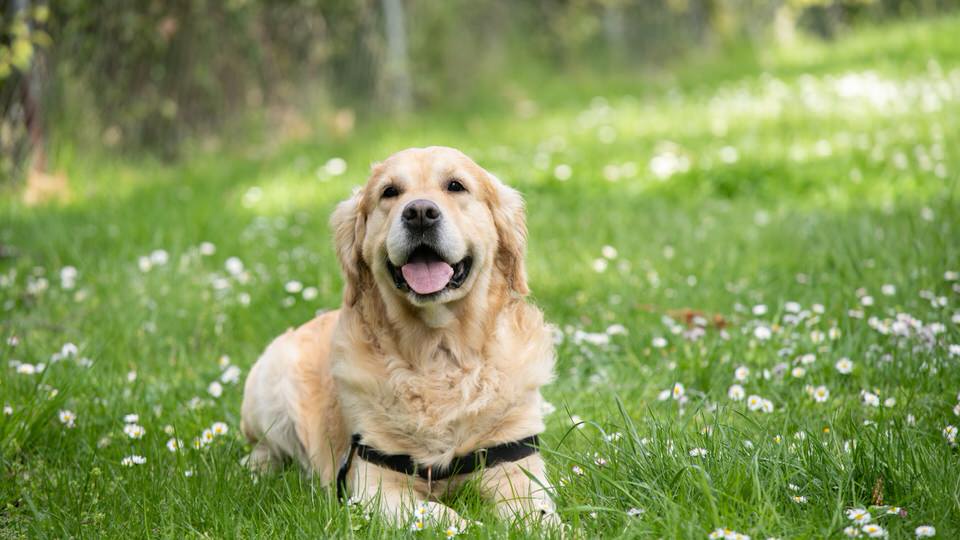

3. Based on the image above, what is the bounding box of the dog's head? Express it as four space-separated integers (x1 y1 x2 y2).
331 147 528 311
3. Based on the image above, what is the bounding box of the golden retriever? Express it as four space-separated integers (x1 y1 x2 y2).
240 146 556 527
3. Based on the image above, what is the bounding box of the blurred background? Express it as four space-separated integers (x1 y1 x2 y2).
2 0 957 190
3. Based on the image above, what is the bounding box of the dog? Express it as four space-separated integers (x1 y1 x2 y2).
240 146 557 527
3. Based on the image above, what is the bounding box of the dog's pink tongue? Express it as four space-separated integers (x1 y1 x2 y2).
401 260 453 295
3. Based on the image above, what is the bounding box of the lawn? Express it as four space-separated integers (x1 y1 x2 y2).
2 15 960 540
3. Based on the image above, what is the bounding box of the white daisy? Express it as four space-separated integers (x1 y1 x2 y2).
861 524 887 538
58 409 76 428
915 525 936 537
836 358 853 374
728 384 745 401
846 508 871 525
812 386 830 403
123 423 146 439
211 422 229 436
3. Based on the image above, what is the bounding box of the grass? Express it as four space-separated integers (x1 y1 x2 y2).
2 14 960 540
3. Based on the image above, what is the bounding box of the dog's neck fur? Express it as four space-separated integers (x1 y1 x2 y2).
351 258 507 363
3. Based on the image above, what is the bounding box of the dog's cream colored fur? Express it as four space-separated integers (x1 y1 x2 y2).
241 146 556 526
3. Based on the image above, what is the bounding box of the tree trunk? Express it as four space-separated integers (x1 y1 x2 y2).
380 0 412 112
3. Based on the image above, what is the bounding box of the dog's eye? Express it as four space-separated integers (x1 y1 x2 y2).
446 180 467 193
382 185 400 199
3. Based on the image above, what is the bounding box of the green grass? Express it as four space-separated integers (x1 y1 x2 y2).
3 14 960 540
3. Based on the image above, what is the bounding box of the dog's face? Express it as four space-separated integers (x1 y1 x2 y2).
331 147 528 309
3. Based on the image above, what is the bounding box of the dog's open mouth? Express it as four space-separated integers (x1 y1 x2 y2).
387 245 472 296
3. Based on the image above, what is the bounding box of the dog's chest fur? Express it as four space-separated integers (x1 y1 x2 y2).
340 336 546 465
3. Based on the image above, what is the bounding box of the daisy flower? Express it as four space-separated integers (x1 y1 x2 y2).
754 326 772 340
123 413 139 423
166 438 184 452
943 425 957 445
862 392 880 407
846 508 871 524
728 384 745 401
208 381 223 398
861 524 887 538
792 495 807 504
689 447 708 457
672 383 685 400
444 525 459 537
410 519 425 532
812 386 830 403
3 405 12 415
571 465 584 476
915 525 936 537
58 409 77 428
844 526 863 537
211 422 229 436
626 507 644 517
121 455 146 466
734 366 750 381
836 358 854 374
123 423 146 439
652 337 668 349
747 395 764 411
201 429 215 444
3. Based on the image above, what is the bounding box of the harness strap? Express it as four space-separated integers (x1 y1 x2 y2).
336 434 540 500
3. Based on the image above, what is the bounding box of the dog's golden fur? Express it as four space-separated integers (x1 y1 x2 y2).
241 146 556 525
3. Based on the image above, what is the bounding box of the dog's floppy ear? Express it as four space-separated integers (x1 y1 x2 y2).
330 189 368 306
489 175 530 296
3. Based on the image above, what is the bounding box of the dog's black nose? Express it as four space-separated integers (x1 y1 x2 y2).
401 199 442 231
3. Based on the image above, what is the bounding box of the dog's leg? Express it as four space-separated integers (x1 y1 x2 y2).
480 454 559 526
348 459 468 529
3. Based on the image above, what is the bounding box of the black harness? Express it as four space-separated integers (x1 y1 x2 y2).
336 433 540 500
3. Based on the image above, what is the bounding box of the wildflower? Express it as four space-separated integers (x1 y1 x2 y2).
791 367 806 378
689 447 708 457
184 469 194 477
3 405 11 415
810 330 825 343
862 392 880 407
410 519 425 532
201 429 215 444
553 164 572 181
812 386 830 403
943 425 957 444
753 304 768 315
708 529 726 539
844 526 863 537
672 383 685 400
302 287 318 300
601 245 618 259
861 296 874 307
760 399 774 413
792 495 807 504
836 358 853 374
208 381 223 398
166 438 184 452
121 455 146 467
754 326 772 340
881 284 896 296
728 384 745 401
591 259 608 273
734 366 750 381
847 508 872 525
915 525 936 537
123 424 146 439
124 413 139 424
284 280 303 294
747 395 764 411
58 409 77 428
626 507 644 517
211 422 229 436
861 524 887 538
571 465 584 476
594 455 608 467
883 398 896 408
652 337 668 349
444 525 459 537
221 365 242 384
